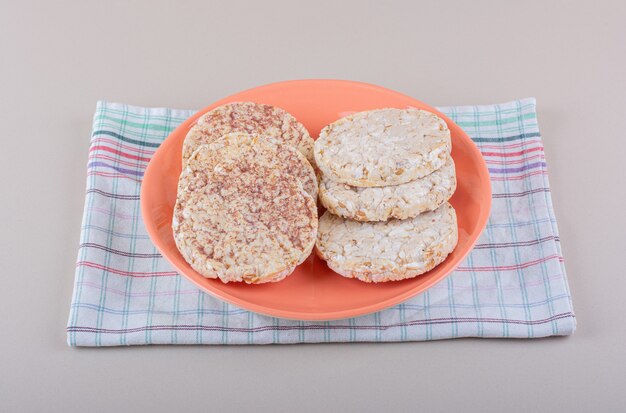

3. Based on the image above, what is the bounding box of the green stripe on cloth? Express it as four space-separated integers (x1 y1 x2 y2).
94 114 180 132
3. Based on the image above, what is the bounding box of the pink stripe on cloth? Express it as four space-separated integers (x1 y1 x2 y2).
76 261 178 277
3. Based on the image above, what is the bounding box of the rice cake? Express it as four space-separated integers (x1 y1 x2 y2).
173 146 318 284
183 101 315 165
314 108 451 187
318 156 456 221
316 203 458 283
184 132 318 199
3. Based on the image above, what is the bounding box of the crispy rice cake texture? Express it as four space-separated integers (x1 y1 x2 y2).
319 155 456 221
314 108 451 187
182 132 318 199
182 101 315 165
316 203 458 283
173 144 318 284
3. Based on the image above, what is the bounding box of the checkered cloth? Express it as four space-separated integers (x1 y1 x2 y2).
67 98 575 346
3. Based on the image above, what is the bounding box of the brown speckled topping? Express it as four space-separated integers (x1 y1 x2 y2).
173 145 318 284
183 102 314 164
185 132 317 199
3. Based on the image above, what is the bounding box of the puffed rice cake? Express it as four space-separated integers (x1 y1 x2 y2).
318 155 456 221
182 101 315 165
314 108 451 187
316 202 458 283
182 132 317 199
173 146 318 284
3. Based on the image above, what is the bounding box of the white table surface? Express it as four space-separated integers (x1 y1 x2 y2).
2 1 625 411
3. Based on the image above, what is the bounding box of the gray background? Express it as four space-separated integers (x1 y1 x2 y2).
1 0 625 411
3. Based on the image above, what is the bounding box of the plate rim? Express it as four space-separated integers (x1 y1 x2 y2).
140 79 492 321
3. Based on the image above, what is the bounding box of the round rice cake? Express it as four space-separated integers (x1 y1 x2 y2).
173 146 318 284
314 108 451 187
318 156 456 221
316 203 458 283
183 132 318 199
183 101 315 165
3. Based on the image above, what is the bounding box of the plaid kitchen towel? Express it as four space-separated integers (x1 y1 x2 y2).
67 98 575 346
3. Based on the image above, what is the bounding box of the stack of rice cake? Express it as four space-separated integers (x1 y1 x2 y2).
172 102 318 284
314 108 459 283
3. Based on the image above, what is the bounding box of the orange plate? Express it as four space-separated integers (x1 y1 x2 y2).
141 80 491 321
